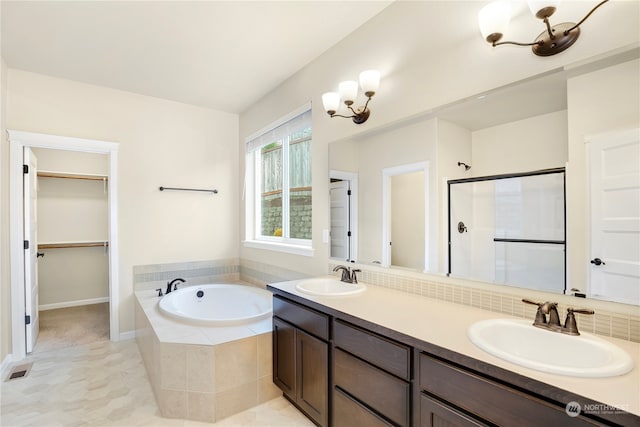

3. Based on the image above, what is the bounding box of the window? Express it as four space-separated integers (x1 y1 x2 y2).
245 106 312 254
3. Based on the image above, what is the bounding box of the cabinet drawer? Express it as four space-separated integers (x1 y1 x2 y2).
273 295 329 340
334 386 393 427
419 353 603 427
420 393 489 427
334 348 410 426
334 319 410 380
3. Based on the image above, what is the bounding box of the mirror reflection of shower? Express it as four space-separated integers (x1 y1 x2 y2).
448 168 566 294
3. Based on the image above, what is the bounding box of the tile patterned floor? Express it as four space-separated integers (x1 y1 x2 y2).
0 340 313 427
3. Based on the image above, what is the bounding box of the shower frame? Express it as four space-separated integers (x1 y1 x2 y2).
447 167 566 293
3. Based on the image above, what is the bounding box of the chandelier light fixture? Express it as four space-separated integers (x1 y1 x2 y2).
322 70 380 124
478 0 608 57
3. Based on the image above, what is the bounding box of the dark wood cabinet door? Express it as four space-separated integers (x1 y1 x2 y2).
297 329 328 426
334 386 394 427
273 317 296 400
421 394 489 427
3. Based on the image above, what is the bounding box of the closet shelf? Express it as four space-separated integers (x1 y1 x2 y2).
38 171 108 181
38 241 109 249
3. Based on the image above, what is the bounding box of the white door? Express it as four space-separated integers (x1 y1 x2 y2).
588 128 640 305
24 147 39 353
330 180 350 261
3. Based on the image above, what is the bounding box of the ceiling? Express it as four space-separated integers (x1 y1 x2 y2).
1 1 392 114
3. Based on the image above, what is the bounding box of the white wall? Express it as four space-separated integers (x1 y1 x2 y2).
435 118 472 272
1 54 11 364
471 110 568 177
330 119 437 267
567 58 640 293
239 1 639 281
6 70 239 334
391 171 424 270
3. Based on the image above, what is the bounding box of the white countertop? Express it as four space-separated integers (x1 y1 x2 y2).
269 277 640 417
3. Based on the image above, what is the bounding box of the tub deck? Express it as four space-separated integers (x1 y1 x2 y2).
134 284 280 423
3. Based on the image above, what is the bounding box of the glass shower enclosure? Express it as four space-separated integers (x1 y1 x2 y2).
448 168 566 294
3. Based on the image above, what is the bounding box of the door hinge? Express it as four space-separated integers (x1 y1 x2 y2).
347 189 351 196
23 164 29 174
25 315 31 325
24 240 29 250
347 231 352 237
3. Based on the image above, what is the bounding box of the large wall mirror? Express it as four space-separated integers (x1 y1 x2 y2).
328 46 639 305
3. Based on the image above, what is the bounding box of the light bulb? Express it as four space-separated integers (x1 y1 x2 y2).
359 70 380 97
322 92 340 115
338 81 358 106
478 1 511 43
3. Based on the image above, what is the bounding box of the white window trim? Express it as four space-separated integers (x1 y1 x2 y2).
243 104 313 256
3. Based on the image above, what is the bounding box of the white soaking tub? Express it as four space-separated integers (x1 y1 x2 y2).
158 284 272 325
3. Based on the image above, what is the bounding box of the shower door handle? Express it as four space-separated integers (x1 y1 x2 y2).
590 258 605 266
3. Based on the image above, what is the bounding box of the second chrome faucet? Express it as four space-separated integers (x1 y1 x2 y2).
522 298 594 336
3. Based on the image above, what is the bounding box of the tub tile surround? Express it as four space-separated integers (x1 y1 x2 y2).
327 262 640 343
134 260 280 423
133 258 241 292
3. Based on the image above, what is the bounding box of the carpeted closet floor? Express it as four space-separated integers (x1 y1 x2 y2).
35 302 110 353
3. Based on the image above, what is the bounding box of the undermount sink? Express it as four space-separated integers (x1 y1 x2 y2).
296 277 366 296
468 319 633 378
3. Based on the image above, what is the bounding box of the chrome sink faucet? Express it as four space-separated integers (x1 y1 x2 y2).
522 298 594 335
333 265 361 284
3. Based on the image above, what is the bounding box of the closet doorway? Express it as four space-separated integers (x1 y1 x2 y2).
9 131 119 360
33 148 110 353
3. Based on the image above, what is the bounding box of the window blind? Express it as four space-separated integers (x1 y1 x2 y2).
245 104 311 153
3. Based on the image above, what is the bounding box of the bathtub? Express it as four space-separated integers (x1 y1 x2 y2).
135 282 280 422
158 283 272 325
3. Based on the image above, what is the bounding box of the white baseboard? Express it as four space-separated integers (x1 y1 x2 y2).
119 330 136 341
39 297 109 311
1 353 13 379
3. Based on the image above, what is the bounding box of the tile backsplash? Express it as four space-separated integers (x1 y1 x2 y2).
133 259 240 291
329 262 640 343
133 258 639 343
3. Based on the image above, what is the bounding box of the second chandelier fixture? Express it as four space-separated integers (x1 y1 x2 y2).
322 70 380 125
478 0 609 57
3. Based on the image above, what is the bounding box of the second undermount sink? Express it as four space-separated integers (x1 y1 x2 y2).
296 277 366 296
468 319 633 378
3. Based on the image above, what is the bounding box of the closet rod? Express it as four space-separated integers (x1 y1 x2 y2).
38 241 109 249
159 186 218 194
38 171 108 181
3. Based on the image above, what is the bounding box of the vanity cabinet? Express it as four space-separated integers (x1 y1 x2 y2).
418 352 606 427
333 319 411 427
269 287 637 427
273 295 329 426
